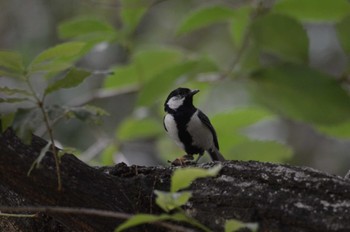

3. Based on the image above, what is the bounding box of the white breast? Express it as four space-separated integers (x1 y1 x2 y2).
187 111 214 150
164 114 184 149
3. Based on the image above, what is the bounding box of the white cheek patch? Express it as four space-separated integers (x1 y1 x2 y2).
167 96 185 110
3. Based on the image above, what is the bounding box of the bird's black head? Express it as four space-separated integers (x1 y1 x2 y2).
164 87 199 112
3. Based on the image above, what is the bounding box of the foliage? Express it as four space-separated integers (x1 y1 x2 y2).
225 219 258 232
115 165 222 232
0 41 95 190
2 0 350 166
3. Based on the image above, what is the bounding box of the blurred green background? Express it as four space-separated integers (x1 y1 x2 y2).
1 0 350 176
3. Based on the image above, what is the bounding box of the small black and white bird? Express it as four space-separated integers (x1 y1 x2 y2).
163 87 225 162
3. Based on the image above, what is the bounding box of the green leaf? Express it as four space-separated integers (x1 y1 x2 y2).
336 15 350 55
177 6 235 35
229 7 252 47
101 144 117 165
103 48 183 89
251 13 308 63
154 190 192 212
212 107 272 132
133 48 184 81
30 61 73 73
317 120 350 139
273 0 350 22
0 51 24 73
115 213 171 232
137 57 218 106
27 142 51 176
58 17 117 41
115 212 211 232
171 165 222 192
0 97 28 103
65 105 109 124
225 219 258 232
117 117 162 141
212 107 273 153
104 65 139 89
1 112 16 132
31 42 86 64
225 219 245 232
121 0 148 34
30 42 86 73
230 140 292 162
0 86 31 96
45 68 91 95
249 64 350 125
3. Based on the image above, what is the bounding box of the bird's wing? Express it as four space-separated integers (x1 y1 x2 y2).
197 110 219 150
163 115 168 132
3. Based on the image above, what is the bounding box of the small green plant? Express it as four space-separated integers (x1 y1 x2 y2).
115 165 222 232
0 42 98 190
225 219 258 232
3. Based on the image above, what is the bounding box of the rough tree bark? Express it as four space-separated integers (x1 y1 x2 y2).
0 128 349 232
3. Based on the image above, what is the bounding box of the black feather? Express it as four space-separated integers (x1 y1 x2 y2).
197 110 219 150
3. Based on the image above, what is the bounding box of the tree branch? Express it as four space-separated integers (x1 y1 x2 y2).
0 128 350 232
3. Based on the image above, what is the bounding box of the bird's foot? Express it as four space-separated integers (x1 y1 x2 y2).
169 154 195 166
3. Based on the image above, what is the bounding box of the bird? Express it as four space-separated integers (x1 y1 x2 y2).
163 87 225 163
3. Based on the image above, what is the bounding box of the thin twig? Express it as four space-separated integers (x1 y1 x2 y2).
0 212 36 218
218 0 265 80
0 206 194 232
25 78 62 191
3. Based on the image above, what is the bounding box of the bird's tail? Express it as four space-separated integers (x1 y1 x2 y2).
208 148 225 161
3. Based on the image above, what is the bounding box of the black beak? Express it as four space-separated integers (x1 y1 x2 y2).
189 89 199 96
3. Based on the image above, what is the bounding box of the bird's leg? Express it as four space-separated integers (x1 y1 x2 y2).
194 152 204 164
183 154 194 160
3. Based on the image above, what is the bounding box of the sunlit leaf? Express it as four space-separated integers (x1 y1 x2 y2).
45 68 91 95
249 64 350 125
251 13 308 63
225 219 258 232
117 117 162 141
273 0 350 22
29 42 86 74
31 42 86 65
115 213 171 232
30 61 73 73
171 165 222 192
154 190 192 212
177 6 235 35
